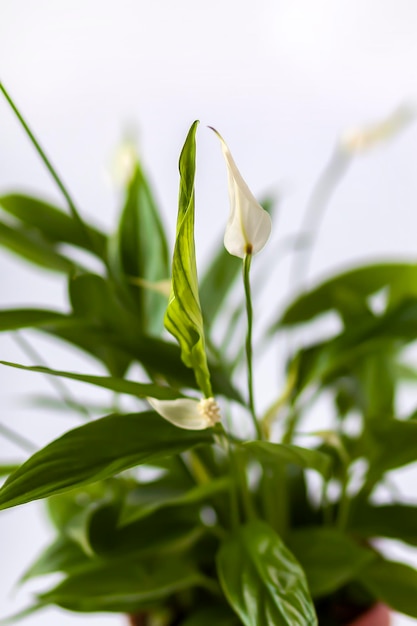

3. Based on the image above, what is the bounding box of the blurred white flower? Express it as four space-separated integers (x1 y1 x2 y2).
147 396 221 430
110 137 139 187
210 128 272 258
340 105 416 154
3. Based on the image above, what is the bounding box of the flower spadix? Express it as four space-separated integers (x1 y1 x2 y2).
148 396 221 430
210 128 272 258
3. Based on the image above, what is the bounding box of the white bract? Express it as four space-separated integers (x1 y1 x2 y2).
148 396 221 430
340 105 415 154
210 128 272 258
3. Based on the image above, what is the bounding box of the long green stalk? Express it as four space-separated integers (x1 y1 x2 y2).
243 254 262 439
0 82 95 252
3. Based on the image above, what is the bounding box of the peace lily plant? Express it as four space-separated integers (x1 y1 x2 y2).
1 83 417 626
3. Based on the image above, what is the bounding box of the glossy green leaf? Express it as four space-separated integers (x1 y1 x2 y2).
287 527 375 598
358 558 417 618
0 412 213 510
108 161 169 335
38 557 209 613
245 441 332 478
164 121 212 397
217 521 317 626
0 220 76 273
0 361 184 400
0 193 107 259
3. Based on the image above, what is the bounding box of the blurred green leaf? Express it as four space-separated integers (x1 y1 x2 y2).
0 194 107 259
358 558 417 618
108 161 169 335
121 476 230 525
217 521 317 626
276 262 417 328
348 502 417 546
0 464 21 477
0 308 65 331
20 535 88 582
38 557 209 613
245 441 332 478
0 220 77 273
164 121 212 398
0 412 213 510
287 527 375 598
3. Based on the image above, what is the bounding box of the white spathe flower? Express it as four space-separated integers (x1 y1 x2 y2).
210 128 272 259
340 105 416 154
147 396 221 430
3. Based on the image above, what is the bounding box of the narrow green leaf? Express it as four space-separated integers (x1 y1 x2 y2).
0 361 184 400
0 412 213 510
164 121 212 397
358 558 417 618
0 308 65 331
245 441 332 478
287 527 375 598
108 161 170 334
0 193 107 259
217 521 317 626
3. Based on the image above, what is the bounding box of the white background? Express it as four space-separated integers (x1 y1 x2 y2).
1 1 417 624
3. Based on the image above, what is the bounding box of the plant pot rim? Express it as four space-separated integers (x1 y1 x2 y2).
348 603 390 626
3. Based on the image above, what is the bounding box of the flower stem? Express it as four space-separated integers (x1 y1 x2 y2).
243 254 262 439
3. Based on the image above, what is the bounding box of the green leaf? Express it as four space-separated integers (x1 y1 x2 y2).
0 193 107 259
20 535 88 582
0 412 213 510
358 558 417 618
217 521 317 626
121 476 230 525
276 262 417 328
0 361 184 400
245 441 332 478
199 245 241 328
164 121 212 398
0 219 76 273
89 505 202 558
180 605 239 626
0 308 65 331
348 502 417 546
366 418 417 475
0 463 21 477
38 557 209 613
41 317 241 400
287 527 375 598
108 161 170 335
